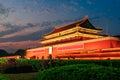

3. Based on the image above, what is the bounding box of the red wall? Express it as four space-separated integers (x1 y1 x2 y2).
26 47 49 59
26 37 120 59
85 39 118 50
52 39 120 57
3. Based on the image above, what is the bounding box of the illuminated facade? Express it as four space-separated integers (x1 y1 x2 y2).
26 16 120 60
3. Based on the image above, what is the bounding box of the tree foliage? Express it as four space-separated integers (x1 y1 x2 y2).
14 49 26 58
0 49 8 57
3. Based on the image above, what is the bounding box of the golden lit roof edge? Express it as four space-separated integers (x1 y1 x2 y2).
44 16 102 36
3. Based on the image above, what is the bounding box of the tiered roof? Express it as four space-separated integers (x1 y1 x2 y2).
45 16 102 36
40 16 104 46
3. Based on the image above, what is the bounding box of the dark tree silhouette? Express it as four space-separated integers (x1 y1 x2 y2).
0 49 8 57
14 49 26 58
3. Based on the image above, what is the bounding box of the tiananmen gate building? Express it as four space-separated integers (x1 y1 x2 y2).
26 16 120 60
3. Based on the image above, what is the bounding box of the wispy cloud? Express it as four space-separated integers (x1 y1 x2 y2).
86 0 94 5
70 0 79 6
0 18 82 52
0 24 11 32
61 3 78 12
0 26 45 38
0 40 40 52
0 18 77 39
0 3 13 18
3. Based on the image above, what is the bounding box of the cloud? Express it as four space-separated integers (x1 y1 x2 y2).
61 3 77 12
0 23 43 39
0 18 76 38
0 18 79 43
86 0 94 5
0 24 11 32
0 22 39 37
0 27 53 43
0 3 12 17
0 40 40 53
0 18 80 52
70 0 79 6
0 26 45 38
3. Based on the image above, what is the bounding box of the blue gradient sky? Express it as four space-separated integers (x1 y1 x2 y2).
0 0 119 52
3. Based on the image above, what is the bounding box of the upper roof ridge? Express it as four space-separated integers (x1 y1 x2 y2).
44 16 101 36
83 15 88 20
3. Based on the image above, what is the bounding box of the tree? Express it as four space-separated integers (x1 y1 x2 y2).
0 49 8 57
14 49 26 58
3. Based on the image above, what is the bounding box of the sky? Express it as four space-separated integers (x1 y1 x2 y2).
0 0 119 53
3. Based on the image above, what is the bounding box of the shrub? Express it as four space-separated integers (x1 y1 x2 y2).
37 64 120 80
47 60 120 68
0 74 8 80
0 58 8 64
1 63 37 73
16 59 120 71
16 59 42 71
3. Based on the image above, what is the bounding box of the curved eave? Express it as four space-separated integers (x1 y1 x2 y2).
44 17 102 37
80 19 102 30
44 16 88 36
43 26 102 40
40 32 104 45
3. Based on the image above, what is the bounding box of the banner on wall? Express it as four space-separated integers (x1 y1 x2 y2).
57 43 84 51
